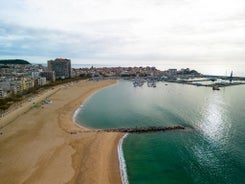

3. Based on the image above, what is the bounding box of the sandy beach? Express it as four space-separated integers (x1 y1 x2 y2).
0 80 123 184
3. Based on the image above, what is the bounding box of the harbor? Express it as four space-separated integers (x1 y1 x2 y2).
130 70 245 90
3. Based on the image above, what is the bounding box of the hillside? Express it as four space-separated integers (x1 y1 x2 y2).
0 59 31 65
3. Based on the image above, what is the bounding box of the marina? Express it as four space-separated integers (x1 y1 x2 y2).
131 74 245 89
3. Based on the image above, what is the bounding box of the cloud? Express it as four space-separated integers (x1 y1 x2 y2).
0 0 245 64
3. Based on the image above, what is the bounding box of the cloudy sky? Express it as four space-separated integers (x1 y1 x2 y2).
1 0 245 67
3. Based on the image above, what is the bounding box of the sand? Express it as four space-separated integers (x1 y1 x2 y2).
0 80 123 184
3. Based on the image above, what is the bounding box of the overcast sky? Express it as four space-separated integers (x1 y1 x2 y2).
1 0 245 66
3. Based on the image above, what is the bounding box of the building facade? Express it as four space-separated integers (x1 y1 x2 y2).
47 58 71 79
0 87 6 98
40 71 56 82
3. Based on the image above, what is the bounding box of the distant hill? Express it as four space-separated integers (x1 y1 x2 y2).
0 59 31 65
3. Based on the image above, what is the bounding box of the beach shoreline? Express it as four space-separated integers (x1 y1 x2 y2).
72 80 119 131
118 133 129 184
0 80 123 184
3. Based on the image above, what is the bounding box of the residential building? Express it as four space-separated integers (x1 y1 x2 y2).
32 71 40 79
40 71 56 82
22 78 34 91
39 77 46 86
167 69 177 76
34 77 47 87
0 87 6 98
10 80 23 95
48 58 71 79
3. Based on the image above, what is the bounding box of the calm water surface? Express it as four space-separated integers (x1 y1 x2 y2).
77 81 245 184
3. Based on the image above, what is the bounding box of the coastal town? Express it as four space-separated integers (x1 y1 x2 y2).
0 58 245 98
2 1 245 183
1 59 244 183
1 58 245 115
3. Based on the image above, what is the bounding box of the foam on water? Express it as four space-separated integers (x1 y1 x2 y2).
72 105 83 123
118 133 129 184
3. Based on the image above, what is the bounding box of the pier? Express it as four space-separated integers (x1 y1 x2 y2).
102 125 185 133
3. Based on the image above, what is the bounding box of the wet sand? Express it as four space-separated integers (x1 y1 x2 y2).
0 80 123 184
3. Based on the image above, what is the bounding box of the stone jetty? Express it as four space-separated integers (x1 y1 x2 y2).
102 125 185 133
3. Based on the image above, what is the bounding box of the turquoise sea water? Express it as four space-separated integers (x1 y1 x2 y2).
76 81 245 184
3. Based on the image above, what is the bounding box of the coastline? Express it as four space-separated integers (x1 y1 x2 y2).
72 80 119 131
0 80 123 184
118 133 129 184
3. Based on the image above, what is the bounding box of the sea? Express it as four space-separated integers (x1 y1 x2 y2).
75 80 245 184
